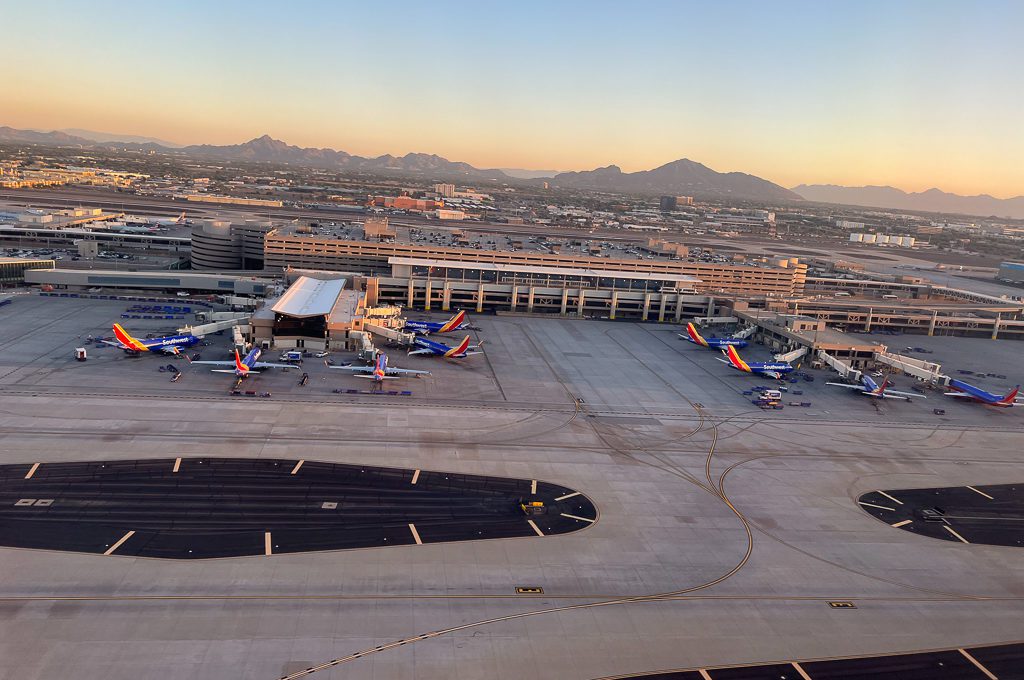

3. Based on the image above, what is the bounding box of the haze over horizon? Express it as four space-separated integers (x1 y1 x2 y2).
4 0 1023 198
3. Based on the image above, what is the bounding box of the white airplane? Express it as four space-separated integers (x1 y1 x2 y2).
329 353 430 382
123 212 187 227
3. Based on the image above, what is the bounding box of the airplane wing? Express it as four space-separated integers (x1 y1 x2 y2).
386 367 431 376
252 361 296 369
407 348 434 356
329 364 374 373
98 339 126 349
825 382 866 390
943 392 974 398
882 390 924 399
190 359 236 367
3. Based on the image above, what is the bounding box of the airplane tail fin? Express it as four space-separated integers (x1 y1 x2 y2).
878 378 889 395
446 335 471 357
725 345 748 371
686 322 708 347
234 349 246 373
176 212 186 223
997 385 1020 405
438 310 466 333
112 323 147 352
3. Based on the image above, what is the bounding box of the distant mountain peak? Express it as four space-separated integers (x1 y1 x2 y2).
551 159 799 202
793 184 1024 219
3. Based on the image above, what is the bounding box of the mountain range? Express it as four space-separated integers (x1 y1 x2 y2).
793 184 1024 220
550 159 802 202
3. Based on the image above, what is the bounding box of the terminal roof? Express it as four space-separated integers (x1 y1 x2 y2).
271 276 346 318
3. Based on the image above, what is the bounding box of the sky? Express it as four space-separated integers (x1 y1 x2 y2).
3 0 1023 197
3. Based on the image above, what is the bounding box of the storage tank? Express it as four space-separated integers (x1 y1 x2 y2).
849 233 864 243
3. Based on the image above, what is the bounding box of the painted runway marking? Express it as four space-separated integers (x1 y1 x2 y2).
264 532 273 555
290 460 304 475
877 490 902 505
172 457 181 473
560 513 595 523
527 519 544 537
24 463 39 479
104 531 135 556
966 486 994 500
859 501 894 511
530 479 537 494
409 523 422 545
891 519 913 528
959 648 997 680
943 525 970 544
554 491 580 501
411 469 420 485
792 661 813 680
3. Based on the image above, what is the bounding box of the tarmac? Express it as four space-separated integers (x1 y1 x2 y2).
0 294 1023 679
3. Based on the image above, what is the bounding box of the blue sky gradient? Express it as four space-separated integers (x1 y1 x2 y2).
3 0 1022 195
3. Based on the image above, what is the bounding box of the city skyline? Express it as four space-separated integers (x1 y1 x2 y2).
4 0 1023 197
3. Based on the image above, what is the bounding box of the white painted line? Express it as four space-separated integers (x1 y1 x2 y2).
877 490 903 505
698 671 712 680
944 525 970 544
409 523 423 545
527 519 544 537
560 513 595 523
172 457 181 473
24 463 39 479
891 519 913 528
103 530 135 556
859 501 894 511
411 469 420 485
791 662 813 680
555 491 581 501
530 479 537 494
264 532 273 555
290 460 304 475
966 486 994 500
959 648 997 680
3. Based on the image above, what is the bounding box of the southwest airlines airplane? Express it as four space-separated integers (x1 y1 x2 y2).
191 347 293 378
409 335 482 358
102 323 200 357
944 379 1022 407
404 310 470 335
826 375 922 401
718 345 793 379
330 353 430 382
680 322 748 350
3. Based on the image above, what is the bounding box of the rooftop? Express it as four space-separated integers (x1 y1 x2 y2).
271 275 346 318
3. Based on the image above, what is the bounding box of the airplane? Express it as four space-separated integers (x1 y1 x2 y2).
408 335 482 358
101 323 200 357
329 352 430 382
944 379 1022 407
123 212 187 227
718 345 794 379
825 375 923 401
191 347 294 378
403 310 470 335
679 322 748 350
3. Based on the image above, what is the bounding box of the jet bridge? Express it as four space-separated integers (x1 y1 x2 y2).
817 350 861 381
876 352 944 383
774 346 808 364
179 316 249 337
363 322 416 347
731 325 757 340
